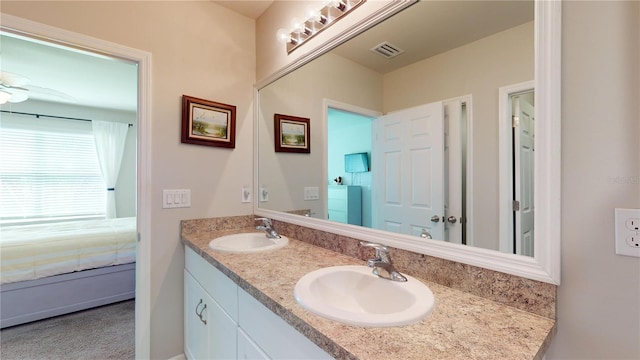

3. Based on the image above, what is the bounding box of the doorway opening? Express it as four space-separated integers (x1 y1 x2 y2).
498 81 535 256
0 16 151 358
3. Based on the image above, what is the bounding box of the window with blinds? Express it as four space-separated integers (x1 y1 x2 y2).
0 115 106 225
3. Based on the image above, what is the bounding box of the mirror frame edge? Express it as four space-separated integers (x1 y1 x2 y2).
254 0 561 285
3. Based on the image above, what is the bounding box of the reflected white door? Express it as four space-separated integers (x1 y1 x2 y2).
372 102 444 239
514 97 535 256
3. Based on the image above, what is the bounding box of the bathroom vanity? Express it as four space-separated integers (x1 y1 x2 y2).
182 219 555 360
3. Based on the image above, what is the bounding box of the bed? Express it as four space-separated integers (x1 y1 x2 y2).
0 217 137 328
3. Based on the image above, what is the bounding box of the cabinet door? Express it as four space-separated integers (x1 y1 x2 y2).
206 296 237 360
237 328 269 360
185 270 238 360
184 270 212 360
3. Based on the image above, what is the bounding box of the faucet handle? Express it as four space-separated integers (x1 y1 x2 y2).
255 217 272 226
359 241 389 258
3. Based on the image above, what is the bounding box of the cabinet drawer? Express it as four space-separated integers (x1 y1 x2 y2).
185 247 238 322
328 209 347 223
327 187 347 201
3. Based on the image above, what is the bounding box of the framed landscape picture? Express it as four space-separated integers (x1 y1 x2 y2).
274 114 310 153
181 95 236 148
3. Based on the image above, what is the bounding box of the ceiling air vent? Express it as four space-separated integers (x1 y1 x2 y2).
370 41 405 59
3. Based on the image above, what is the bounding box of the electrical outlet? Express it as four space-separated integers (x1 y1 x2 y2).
259 187 269 202
625 218 640 231
614 208 640 257
627 234 640 248
241 186 251 203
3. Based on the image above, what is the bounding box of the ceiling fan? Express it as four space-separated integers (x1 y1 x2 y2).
0 71 75 105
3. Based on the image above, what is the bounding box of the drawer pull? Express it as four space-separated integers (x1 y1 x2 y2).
195 299 207 325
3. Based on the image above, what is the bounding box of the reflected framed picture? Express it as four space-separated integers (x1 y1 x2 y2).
274 114 310 153
181 95 236 148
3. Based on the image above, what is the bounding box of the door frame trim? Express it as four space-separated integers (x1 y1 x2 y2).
0 14 152 358
498 81 535 254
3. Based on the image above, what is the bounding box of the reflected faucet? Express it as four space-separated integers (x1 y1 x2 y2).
360 242 407 282
420 229 432 239
255 217 281 239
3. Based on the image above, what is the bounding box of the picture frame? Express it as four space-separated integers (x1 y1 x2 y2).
274 114 310 153
181 95 236 148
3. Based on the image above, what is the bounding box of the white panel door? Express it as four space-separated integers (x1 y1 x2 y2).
373 102 445 239
514 97 535 256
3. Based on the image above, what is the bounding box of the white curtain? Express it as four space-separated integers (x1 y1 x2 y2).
92 120 129 219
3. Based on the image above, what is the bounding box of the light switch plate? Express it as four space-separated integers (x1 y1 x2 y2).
304 186 320 200
163 189 191 209
615 208 640 257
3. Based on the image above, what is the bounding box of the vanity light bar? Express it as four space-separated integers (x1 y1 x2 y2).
283 0 366 54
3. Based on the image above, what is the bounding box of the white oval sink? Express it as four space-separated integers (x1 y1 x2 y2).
294 265 435 327
208 233 288 253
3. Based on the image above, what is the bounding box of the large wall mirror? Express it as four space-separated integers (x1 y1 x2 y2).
255 0 560 284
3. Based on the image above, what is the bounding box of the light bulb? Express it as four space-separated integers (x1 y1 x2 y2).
276 28 291 44
306 6 327 25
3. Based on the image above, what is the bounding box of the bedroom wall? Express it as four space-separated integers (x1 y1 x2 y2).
1 100 137 218
1 2 256 358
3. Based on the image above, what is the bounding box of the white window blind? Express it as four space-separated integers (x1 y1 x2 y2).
0 116 106 224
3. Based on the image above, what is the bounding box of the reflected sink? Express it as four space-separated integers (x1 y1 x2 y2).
208 233 289 253
294 265 435 327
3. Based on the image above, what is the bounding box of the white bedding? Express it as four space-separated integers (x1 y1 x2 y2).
0 217 136 284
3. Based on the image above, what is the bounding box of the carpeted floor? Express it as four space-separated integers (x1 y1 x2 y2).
0 300 135 360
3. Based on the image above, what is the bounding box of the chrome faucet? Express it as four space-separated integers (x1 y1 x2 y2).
360 241 407 282
255 217 281 239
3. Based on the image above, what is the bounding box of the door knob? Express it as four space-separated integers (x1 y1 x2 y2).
447 216 457 224
430 215 440 223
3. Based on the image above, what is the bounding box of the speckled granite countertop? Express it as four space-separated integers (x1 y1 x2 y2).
182 227 555 360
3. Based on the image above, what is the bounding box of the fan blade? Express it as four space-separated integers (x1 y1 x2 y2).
26 85 76 103
0 71 31 87
0 86 29 103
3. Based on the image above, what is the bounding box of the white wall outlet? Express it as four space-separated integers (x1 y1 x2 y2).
241 186 251 203
259 187 269 202
614 208 640 257
163 189 191 209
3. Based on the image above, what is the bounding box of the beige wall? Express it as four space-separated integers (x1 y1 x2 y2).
546 1 640 358
1 1 256 358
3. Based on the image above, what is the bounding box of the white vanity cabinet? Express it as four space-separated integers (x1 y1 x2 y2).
327 185 362 225
184 247 332 360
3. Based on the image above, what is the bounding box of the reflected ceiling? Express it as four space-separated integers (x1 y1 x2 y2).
333 0 533 74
